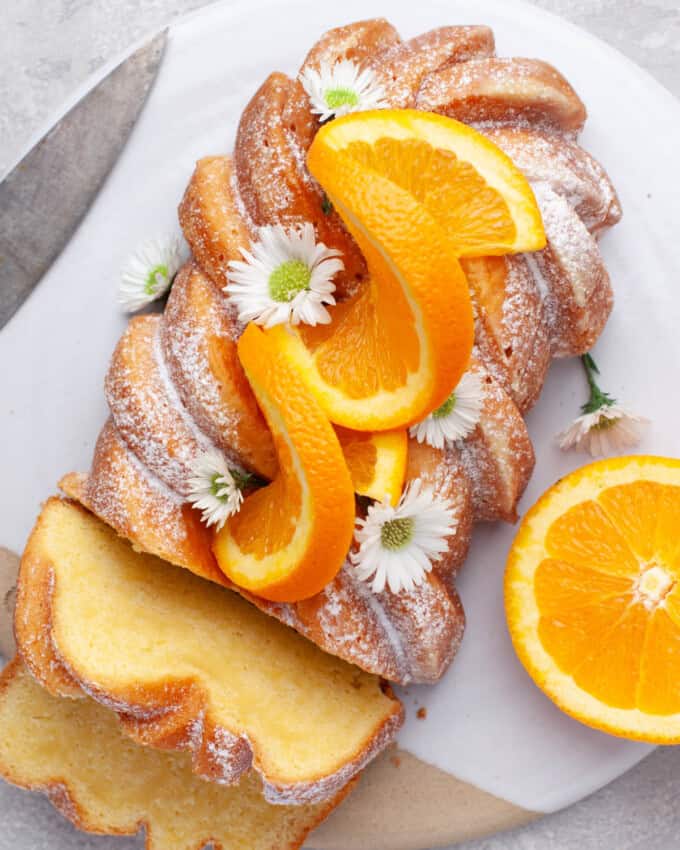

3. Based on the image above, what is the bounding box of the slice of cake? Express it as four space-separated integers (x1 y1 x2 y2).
15 499 403 803
0 658 352 850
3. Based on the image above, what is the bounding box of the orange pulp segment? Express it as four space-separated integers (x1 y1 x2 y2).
335 426 407 503
505 456 680 742
312 109 546 256
213 323 355 602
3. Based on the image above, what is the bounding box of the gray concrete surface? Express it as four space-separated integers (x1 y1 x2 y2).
1 1 679 848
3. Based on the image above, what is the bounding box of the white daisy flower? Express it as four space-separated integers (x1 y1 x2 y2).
558 354 649 457
299 59 388 122
187 450 244 531
119 236 184 312
558 405 649 457
225 223 343 328
409 371 484 450
350 479 457 595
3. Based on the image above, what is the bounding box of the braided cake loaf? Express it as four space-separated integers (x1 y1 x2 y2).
61 19 620 686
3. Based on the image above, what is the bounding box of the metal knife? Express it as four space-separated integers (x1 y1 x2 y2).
0 30 167 330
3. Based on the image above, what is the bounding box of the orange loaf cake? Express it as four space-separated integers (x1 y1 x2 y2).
59 19 619 687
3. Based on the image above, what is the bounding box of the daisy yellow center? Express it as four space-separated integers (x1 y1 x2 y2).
145 264 168 295
324 87 359 109
381 516 415 551
269 259 311 302
210 473 230 500
432 393 456 419
592 414 619 431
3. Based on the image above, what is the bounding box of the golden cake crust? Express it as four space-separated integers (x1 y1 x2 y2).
178 156 253 290
453 361 535 524
234 73 367 299
463 255 551 413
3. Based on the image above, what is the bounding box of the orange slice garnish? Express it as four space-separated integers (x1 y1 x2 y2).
505 456 680 742
213 323 355 602
336 427 407 503
269 109 544 431
317 109 546 256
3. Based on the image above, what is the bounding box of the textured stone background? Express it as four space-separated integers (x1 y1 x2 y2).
2 0 680 174
1 1 679 849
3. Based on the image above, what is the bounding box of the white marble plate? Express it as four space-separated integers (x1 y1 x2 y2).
2 0 680 828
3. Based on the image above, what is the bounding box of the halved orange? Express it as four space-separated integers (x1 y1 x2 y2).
506 456 680 742
269 109 544 431
213 323 355 602
336 426 407 503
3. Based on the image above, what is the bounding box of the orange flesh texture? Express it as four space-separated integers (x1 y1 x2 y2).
228 441 301 557
310 110 546 256
334 426 407 502
335 427 378 492
344 137 516 256
299 278 420 400
536 480 680 714
306 145 474 427
212 323 355 602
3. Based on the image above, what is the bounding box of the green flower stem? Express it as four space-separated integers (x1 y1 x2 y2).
321 193 333 215
230 468 267 492
580 353 616 414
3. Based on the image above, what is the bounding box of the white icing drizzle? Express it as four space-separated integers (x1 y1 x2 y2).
152 326 219 469
523 249 551 304
344 565 410 679
229 165 257 236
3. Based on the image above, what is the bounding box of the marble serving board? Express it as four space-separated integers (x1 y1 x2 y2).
1 0 680 847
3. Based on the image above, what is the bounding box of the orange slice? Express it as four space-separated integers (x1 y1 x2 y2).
505 456 680 743
269 109 544 431
336 427 407 503
267 175 472 430
213 323 355 602
314 109 546 256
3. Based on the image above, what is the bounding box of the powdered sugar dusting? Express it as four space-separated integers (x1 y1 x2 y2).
343 567 410 678
531 182 613 356
467 254 551 413
230 165 257 237
105 316 228 497
160 267 270 474
370 25 495 108
203 726 253 785
483 126 621 233
88 422 185 544
416 57 586 134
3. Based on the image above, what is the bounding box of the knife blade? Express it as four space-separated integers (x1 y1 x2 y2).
0 29 167 330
